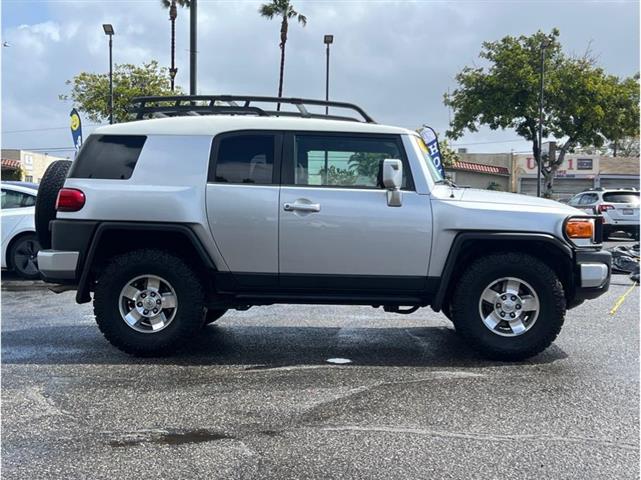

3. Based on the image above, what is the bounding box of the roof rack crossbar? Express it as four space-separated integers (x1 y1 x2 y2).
128 95 376 123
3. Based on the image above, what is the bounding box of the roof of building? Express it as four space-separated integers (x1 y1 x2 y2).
1 159 21 170
452 160 510 176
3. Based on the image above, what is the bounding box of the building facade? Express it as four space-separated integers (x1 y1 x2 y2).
514 154 639 198
1 150 67 183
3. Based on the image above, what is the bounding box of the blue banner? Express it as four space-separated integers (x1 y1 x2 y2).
70 108 83 151
418 126 446 177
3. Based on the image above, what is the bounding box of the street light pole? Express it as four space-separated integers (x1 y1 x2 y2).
323 34 333 115
537 41 547 197
190 0 197 95
102 24 115 125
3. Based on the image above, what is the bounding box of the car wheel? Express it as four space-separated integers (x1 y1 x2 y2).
204 308 227 325
9 233 41 280
35 160 72 249
451 252 566 361
94 249 204 356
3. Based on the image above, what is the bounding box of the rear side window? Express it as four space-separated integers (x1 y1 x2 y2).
603 192 639 204
69 135 146 180
212 134 275 184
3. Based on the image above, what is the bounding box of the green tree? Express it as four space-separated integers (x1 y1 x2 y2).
444 29 639 196
437 137 459 168
318 165 357 186
348 152 384 180
60 61 178 123
160 0 191 91
1 166 23 181
259 0 307 107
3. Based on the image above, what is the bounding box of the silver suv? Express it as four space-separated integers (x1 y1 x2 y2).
36 95 611 360
568 188 639 240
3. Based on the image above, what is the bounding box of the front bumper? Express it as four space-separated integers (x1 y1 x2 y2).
569 249 612 308
38 250 79 283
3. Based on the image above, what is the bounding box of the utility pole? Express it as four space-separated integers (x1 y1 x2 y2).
190 0 197 95
169 0 178 91
324 34 333 115
102 24 115 124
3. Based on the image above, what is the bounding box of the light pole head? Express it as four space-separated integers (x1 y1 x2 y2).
169 68 178 80
324 34 334 45
102 24 114 36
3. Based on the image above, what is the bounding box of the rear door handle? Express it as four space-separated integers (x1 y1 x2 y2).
283 202 321 213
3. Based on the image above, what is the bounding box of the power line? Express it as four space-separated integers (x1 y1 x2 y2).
2 124 103 134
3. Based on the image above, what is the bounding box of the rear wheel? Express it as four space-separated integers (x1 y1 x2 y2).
9 233 41 280
35 160 72 249
94 249 204 356
451 252 566 361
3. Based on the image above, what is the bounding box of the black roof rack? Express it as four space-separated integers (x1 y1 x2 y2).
128 95 376 124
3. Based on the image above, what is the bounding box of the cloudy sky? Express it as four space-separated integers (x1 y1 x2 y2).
1 0 639 159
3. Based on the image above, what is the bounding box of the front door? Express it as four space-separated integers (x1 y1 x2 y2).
278 132 431 291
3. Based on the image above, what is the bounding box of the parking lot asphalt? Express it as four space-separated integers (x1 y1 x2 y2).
1 239 639 480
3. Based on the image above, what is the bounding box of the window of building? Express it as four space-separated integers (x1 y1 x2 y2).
577 158 593 170
25 175 33 182
24 155 33 166
213 134 275 184
293 135 408 188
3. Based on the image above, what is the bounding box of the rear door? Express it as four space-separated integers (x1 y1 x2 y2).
278 132 431 291
205 131 282 284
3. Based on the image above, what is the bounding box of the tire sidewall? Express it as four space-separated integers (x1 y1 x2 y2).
453 256 564 358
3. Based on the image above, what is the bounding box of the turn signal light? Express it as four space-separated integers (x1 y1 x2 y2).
565 219 593 239
55 188 86 212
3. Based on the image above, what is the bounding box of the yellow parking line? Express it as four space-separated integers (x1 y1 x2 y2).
609 282 639 316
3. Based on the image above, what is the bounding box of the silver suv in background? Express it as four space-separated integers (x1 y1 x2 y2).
568 189 639 240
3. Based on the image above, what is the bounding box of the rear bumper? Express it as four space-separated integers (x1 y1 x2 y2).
38 250 79 283
569 250 612 308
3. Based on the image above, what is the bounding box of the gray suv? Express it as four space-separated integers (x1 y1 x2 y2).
35 95 611 360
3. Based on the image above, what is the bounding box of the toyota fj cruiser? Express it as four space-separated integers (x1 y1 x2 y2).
36 95 611 360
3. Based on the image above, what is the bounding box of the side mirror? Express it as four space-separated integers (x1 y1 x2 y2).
382 158 403 207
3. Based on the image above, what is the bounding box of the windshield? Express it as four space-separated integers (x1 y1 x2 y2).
411 135 444 183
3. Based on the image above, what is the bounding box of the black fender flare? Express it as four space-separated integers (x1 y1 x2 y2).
431 232 573 312
76 222 216 303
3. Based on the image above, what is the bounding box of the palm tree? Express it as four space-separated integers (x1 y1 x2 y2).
161 0 190 91
259 0 307 110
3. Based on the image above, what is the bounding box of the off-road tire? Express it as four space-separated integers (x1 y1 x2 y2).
35 160 72 249
204 309 227 325
451 252 566 361
94 249 204 356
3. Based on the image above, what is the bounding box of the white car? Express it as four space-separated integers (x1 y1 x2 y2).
1 182 41 279
568 188 640 240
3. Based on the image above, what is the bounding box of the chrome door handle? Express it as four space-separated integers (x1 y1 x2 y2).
283 202 321 213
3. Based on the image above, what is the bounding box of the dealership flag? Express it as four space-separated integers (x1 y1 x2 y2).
70 108 83 151
418 126 445 177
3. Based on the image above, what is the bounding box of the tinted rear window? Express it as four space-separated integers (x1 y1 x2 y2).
603 192 639 204
69 135 146 180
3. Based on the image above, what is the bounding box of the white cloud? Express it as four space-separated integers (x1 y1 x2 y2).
1 0 639 155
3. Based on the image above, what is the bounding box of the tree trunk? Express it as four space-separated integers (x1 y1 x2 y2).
277 17 288 112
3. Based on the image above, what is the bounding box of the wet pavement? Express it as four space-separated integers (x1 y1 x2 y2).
1 239 639 479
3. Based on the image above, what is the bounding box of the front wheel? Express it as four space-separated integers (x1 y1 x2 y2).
94 249 204 356
450 253 566 361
